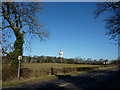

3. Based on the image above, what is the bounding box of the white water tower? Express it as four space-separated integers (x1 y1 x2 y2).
59 50 64 58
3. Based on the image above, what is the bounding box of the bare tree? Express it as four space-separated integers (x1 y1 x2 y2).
95 2 120 41
1 2 48 65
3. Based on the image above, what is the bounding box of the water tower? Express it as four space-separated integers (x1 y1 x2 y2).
59 50 64 63
59 50 64 58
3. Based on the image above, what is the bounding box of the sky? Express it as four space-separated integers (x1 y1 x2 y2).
23 2 118 60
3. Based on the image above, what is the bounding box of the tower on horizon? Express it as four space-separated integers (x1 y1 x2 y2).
59 50 64 58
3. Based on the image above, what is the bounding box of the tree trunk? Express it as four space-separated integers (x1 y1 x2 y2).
11 31 24 66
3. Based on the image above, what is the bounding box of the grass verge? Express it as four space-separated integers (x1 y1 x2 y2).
3 65 117 88
2 75 57 88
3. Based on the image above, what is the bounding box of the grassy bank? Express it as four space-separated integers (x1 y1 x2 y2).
2 71 89 88
2 75 57 87
3 64 117 88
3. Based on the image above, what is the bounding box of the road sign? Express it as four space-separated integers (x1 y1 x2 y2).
18 56 22 61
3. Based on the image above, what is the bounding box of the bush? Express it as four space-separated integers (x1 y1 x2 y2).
10 60 19 66
20 68 33 78
2 64 18 81
2 64 33 81
63 68 75 73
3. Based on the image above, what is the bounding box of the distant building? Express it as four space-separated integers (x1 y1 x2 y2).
103 60 109 65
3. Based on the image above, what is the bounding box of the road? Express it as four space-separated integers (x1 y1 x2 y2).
3 67 120 89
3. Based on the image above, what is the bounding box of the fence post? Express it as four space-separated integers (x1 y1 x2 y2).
18 60 20 80
51 68 54 75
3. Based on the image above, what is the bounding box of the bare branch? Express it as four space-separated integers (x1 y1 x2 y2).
2 2 48 59
95 2 120 41
0 26 10 29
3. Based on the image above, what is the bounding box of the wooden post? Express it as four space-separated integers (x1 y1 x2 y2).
51 68 54 75
18 60 20 80
18 56 22 80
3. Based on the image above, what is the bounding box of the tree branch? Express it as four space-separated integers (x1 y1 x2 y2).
2 48 10 57
22 31 43 34
0 26 11 29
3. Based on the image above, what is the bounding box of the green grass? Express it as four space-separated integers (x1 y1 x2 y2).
2 75 57 87
22 63 101 70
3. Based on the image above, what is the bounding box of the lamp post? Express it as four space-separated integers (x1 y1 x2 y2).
18 56 22 80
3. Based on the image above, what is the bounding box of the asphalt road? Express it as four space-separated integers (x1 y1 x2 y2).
3 67 120 90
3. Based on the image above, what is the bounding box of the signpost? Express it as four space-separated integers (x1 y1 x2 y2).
18 56 22 80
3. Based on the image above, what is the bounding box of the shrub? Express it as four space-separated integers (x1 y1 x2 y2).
2 64 33 81
10 60 19 66
2 64 18 81
20 68 33 78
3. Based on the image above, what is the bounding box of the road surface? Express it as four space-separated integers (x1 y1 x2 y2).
3 67 120 89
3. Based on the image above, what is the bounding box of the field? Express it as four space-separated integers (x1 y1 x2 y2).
22 63 101 70
3 63 117 87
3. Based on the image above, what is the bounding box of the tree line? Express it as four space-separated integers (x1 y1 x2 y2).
2 55 113 65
